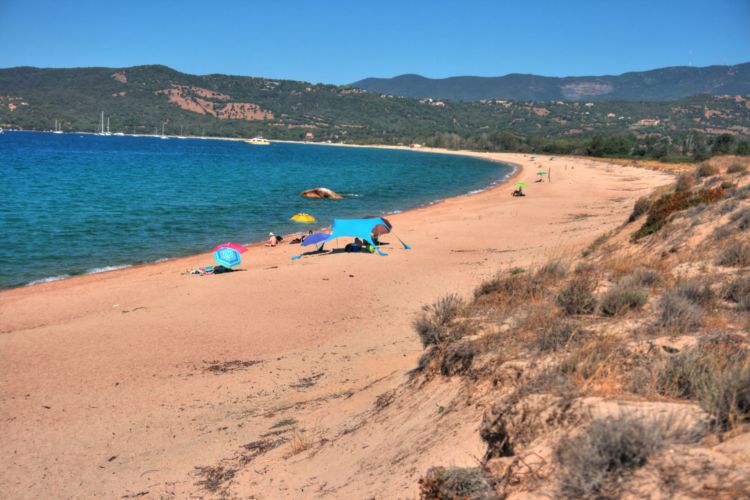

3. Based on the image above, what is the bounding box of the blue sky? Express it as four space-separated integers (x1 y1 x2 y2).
1 0 748 84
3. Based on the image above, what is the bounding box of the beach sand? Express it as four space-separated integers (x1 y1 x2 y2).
0 151 672 498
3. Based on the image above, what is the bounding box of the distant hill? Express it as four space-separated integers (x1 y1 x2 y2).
351 63 750 102
1 65 749 160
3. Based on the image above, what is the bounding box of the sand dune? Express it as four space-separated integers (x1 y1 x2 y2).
0 151 673 498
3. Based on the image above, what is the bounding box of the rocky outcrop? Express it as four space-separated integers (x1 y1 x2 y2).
300 187 343 200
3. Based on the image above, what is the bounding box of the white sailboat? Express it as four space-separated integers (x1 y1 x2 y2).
160 123 168 139
53 120 63 134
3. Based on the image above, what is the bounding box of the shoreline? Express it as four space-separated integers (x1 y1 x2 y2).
5 143 520 292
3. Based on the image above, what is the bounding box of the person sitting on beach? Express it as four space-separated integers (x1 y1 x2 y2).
511 188 525 197
345 237 364 252
265 232 278 247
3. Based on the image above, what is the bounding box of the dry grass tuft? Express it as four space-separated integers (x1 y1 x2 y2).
600 285 648 316
729 206 750 231
656 279 713 333
414 294 466 347
419 466 496 500
621 268 664 288
286 428 316 457
556 275 598 315
695 162 719 178
722 276 750 311
717 240 750 267
555 414 698 499
727 162 748 174
658 334 750 431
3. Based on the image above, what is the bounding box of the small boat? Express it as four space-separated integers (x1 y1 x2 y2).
53 120 63 134
160 123 168 139
245 136 270 145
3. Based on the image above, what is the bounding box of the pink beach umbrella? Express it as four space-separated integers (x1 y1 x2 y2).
212 242 248 254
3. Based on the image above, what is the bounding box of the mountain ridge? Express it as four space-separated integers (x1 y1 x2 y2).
351 63 750 102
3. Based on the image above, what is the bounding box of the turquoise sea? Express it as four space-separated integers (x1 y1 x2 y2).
0 132 513 288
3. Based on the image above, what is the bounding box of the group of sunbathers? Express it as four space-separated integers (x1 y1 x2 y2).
344 237 375 253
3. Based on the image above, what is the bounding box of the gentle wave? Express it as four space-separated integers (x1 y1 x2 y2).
84 264 132 275
26 275 71 286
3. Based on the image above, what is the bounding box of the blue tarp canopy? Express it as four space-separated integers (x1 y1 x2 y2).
292 217 410 260
326 218 387 255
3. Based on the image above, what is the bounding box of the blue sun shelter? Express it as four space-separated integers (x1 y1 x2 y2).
214 247 242 268
326 217 411 256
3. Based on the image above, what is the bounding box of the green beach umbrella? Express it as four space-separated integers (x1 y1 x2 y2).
515 182 528 188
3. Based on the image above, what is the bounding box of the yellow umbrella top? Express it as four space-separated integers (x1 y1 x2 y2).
290 213 316 223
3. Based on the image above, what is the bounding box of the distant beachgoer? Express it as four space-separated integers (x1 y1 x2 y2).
265 232 277 247
512 188 525 197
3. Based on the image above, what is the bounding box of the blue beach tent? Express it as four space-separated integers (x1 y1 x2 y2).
292 217 410 260
326 217 411 256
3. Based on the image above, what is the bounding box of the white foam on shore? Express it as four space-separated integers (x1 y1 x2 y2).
26 275 71 286
84 264 131 275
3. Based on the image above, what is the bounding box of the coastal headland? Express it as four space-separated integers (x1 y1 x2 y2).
0 150 673 498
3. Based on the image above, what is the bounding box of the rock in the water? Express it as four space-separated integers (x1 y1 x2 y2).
300 187 343 199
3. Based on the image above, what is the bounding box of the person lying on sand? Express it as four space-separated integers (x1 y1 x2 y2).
511 188 526 197
345 238 364 252
265 232 278 247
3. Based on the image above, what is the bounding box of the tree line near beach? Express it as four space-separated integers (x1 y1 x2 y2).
1 65 749 161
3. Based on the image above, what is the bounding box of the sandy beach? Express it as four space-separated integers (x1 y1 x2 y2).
0 150 673 498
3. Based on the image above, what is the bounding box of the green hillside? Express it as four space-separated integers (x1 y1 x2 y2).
352 63 750 102
1 65 749 159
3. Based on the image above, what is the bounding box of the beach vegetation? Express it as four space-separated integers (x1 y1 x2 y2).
632 185 725 240
600 285 648 316
414 294 466 347
657 334 750 431
556 275 598 315
419 466 495 500
717 240 750 267
555 414 676 499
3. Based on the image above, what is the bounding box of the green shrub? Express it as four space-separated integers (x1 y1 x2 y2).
557 276 598 315
633 186 725 240
628 196 652 223
600 285 648 316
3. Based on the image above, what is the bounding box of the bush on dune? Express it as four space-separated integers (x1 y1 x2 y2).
414 294 466 348
657 335 750 431
419 466 495 500
557 275 598 315
600 285 648 316
657 280 712 332
633 186 725 240
717 240 750 267
555 415 667 499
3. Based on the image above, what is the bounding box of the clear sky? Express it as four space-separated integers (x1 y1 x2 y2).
1 0 748 84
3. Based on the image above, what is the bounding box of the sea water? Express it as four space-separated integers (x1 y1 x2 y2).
0 132 513 288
